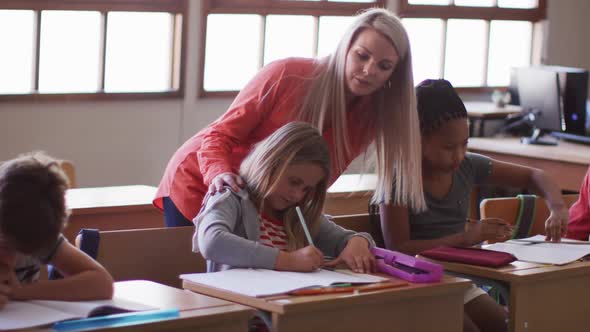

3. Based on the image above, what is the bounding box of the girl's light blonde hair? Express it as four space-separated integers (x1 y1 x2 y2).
298 8 425 211
240 122 330 250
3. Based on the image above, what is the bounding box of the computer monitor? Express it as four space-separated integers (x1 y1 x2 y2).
516 68 563 145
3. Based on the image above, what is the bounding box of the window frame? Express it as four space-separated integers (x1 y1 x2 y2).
199 0 386 98
0 0 188 102
396 0 547 92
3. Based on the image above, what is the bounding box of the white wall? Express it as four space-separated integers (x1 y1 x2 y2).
545 0 590 97
0 0 588 187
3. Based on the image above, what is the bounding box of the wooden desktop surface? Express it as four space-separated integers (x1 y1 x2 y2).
64 185 164 242
325 174 377 215
430 258 590 332
35 280 252 332
184 274 470 332
468 137 590 191
464 102 522 119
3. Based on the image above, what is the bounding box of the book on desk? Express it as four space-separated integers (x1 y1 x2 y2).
0 297 166 331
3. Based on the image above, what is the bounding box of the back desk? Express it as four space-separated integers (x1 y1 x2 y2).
65 185 163 242
468 137 590 192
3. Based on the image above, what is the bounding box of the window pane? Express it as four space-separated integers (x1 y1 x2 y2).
454 0 493 7
264 15 314 65
0 10 34 94
402 18 443 84
105 12 173 93
39 11 101 93
487 20 532 86
408 0 451 5
318 16 354 57
498 0 537 9
444 19 487 87
204 14 261 91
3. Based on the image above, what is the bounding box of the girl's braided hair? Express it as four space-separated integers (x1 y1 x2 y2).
416 79 468 135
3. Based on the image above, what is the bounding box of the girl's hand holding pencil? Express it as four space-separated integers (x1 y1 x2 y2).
275 246 324 272
465 218 513 245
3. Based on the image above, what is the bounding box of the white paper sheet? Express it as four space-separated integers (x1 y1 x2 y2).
485 235 590 265
180 268 387 297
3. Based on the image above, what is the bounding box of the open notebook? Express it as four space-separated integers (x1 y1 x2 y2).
0 298 154 330
180 268 388 297
484 235 590 265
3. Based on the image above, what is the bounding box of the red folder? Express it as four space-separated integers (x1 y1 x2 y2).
420 246 517 268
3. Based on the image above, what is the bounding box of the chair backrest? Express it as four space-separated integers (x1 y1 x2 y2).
480 194 579 237
58 160 77 188
76 226 204 288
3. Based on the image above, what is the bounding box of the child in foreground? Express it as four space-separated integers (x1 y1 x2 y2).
0 152 113 310
194 122 376 274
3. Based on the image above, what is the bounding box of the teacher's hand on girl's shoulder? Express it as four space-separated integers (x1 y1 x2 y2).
208 172 245 194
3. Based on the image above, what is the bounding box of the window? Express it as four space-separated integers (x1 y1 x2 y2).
398 0 546 88
0 0 187 101
200 0 385 97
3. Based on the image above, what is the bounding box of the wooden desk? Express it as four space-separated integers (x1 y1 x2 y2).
468 137 590 191
465 102 522 137
433 259 590 332
34 280 252 332
184 275 470 332
65 185 163 242
325 174 377 215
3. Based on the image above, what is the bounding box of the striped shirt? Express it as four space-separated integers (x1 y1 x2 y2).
258 214 288 250
15 234 65 283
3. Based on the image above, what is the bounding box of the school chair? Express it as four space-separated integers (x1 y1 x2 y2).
58 159 77 188
75 226 204 288
480 194 579 243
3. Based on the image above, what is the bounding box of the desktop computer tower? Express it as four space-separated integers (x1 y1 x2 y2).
508 65 589 136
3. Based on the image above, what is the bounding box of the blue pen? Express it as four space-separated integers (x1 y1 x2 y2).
53 308 180 331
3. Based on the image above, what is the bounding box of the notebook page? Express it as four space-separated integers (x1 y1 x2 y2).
181 268 387 297
31 298 154 318
0 301 76 330
485 242 590 265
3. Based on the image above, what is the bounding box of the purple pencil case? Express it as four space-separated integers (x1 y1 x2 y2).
371 247 443 283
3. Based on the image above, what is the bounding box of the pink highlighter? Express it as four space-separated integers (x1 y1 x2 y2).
371 247 443 283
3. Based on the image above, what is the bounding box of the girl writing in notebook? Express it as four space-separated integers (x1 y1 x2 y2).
0 152 113 308
379 79 569 332
155 8 425 227
194 122 375 274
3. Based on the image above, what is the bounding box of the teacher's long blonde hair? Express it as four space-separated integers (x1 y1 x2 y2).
298 8 425 211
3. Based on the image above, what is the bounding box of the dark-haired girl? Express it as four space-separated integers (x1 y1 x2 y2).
379 79 568 332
